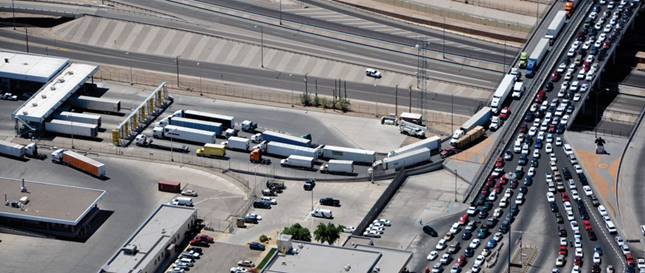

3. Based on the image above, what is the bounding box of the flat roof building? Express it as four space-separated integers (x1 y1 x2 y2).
353 245 413 273
0 177 104 239
265 241 382 273
100 204 197 273
0 51 69 83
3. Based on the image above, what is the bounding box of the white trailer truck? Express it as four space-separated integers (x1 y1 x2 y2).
0 140 26 158
152 125 217 144
45 119 98 138
388 136 441 157
451 106 492 144
265 141 320 158
280 155 314 169
490 75 516 113
55 111 101 127
545 10 567 42
74 96 121 113
375 147 431 170
224 136 250 151
526 38 550 78
320 145 375 164
320 160 354 174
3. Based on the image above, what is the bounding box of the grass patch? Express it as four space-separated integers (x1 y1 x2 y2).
256 248 277 270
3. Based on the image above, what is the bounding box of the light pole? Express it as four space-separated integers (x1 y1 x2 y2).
279 0 283 25
442 16 446 59
175 56 180 87
169 128 175 162
11 0 16 30
24 27 29 53
69 120 75 149
254 25 264 68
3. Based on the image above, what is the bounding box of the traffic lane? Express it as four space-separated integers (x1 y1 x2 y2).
409 214 462 272
0 32 483 116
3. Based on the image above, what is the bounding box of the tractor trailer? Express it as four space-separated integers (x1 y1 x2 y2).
545 11 567 42
320 145 375 164
526 38 550 78
0 140 37 158
45 119 98 138
74 96 121 113
452 126 486 149
55 111 101 127
490 74 516 114
320 160 354 174
173 110 234 130
159 116 223 135
280 155 314 169
451 107 492 143
374 147 431 170
224 136 250 151
152 125 217 144
51 149 105 177
389 136 441 157
265 141 320 158
252 130 312 147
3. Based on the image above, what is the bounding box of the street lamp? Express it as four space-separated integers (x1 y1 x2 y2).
168 128 175 162
254 25 264 68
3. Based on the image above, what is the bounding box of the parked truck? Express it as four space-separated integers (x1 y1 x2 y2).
280 155 314 169
389 136 441 157
546 11 567 42
0 140 28 158
320 160 354 174
74 95 121 113
452 126 486 149
451 107 492 144
490 74 516 114
526 38 550 78
265 141 320 158
158 180 181 193
196 143 226 158
565 0 577 17
249 148 271 164
224 136 250 151
252 130 312 147
159 116 223 135
152 125 217 144
55 111 101 127
135 134 190 153
399 121 427 138
45 119 98 138
240 120 258 132
320 145 375 164
374 147 431 170
51 149 105 177
173 110 234 130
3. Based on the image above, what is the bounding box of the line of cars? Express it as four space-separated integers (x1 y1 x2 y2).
167 234 213 273
362 218 392 238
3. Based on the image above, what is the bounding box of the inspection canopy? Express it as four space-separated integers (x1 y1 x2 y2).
0 51 68 83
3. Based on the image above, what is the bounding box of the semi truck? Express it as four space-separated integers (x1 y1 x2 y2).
196 143 226 158
51 149 106 177
74 96 121 113
249 148 271 164
280 155 314 169
518 51 529 68
135 134 190 153
389 136 441 157
451 106 492 143
374 147 431 170
490 74 516 113
526 38 550 78
45 119 98 138
55 111 101 127
173 110 234 130
452 126 486 149
152 125 217 144
320 160 354 174
320 145 375 164
0 140 34 158
159 116 223 135
546 11 567 42
252 130 312 147
265 141 320 158
224 136 250 151
240 120 258 132
565 0 577 17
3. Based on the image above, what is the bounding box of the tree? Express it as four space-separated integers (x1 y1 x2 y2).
314 223 344 245
282 223 311 242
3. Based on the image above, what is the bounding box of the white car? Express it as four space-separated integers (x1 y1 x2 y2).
555 137 563 146
570 220 579 231
474 255 485 267
545 143 553 153
574 164 583 174
493 232 503 242
593 252 602 264
575 247 583 257
467 206 477 215
376 218 392 226
546 192 556 202
574 237 582 248
556 255 566 267
571 265 580 273
582 186 593 196
528 126 537 136
571 189 580 201
260 196 277 205
615 236 625 247
527 167 535 177
573 93 581 102
449 222 460 234
533 149 540 158
469 239 481 249
493 208 503 218
598 205 608 217
435 239 447 250
560 237 567 246
365 68 382 78
427 250 439 261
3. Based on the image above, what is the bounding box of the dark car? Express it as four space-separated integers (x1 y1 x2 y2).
249 242 266 251
464 247 475 257
545 81 554 92
253 200 272 209
441 148 458 158
462 231 472 240
319 197 340 207
303 179 316 191
423 225 438 237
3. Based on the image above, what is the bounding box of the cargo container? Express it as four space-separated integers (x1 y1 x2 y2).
378 147 431 170
45 119 98 138
320 160 354 174
158 180 181 193
526 38 550 78
55 111 101 127
224 136 250 151
490 74 516 113
74 95 121 113
173 110 234 130
320 145 375 164
265 141 320 158
452 126 486 149
196 143 226 157
159 116 223 135
389 136 441 157
51 149 105 177
252 130 312 147
451 107 492 143
546 11 567 41
280 155 314 169
0 140 26 158
152 125 217 144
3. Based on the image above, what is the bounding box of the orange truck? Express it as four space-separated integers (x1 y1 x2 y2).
564 0 576 17
249 148 271 164
51 149 106 177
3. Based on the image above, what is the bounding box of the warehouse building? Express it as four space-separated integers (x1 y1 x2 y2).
99 204 197 273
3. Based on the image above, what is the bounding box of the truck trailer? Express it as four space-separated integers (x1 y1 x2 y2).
389 136 441 157
152 125 217 144
196 143 226 157
545 11 567 42
253 130 312 147
55 111 101 127
451 107 492 143
159 116 223 135
280 155 314 169
526 38 550 78
74 96 121 113
45 119 98 138
158 180 181 193
0 140 26 158
265 141 320 158
376 147 431 170
320 145 375 164
173 110 234 130
224 136 250 151
490 74 516 113
452 126 486 149
320 160 354 174
51 149 105 177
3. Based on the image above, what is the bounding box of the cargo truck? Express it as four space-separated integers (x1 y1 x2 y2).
74 96 121 113
0 140 28 158
526 38 550 78
280 155 314 169
196 143 226 158
399 112 423 126
451 106 492 143
320 145 375 164
452 126 486 149
249 148 271 164
490 75 516 114
252 130 312 147
152 125 217 144
519 51 528 68
399 121 427 138
45 119 98 138
55 111 101 127
389 136 441 157
565 0 576 17
173 110 234 130
135 134 190 153
224 136 250 151
159 116 223 135
320 160 354 174
265 141 320 158
240 120 257 132
546 11 567 42
374 147 431 170
158 180 181 193
51 149 106 177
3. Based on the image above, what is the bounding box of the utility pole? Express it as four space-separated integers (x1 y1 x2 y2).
256 25 264 68
395 85 398 115
304 74 308 97
11 0 16 30
442 16 446 59
175 56 180 87
279 0 283 25
25 27 29 53
408 86 412 112
451 93 454 135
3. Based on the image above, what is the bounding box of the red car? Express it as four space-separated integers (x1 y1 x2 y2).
562 192 570 202
440 148 457 158
195 234 214 243
548 125 557 133
510 180 519 189
519 125 528 134
574 256 583 266
499 176 509 185
459 214 469 225
626 254 635 266
495 159 505 168
456 256 467 267
499 107 511 120
551 71 561 82
559 245 568 256
582 220 593 231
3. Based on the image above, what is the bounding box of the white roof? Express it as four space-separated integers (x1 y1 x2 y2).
322 145 375 155
0 51 68 82
14 63 98 123
400 112 422 119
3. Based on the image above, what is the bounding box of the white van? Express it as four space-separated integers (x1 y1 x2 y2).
311 208 333 219
605 220 617 234
172 197 193 207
